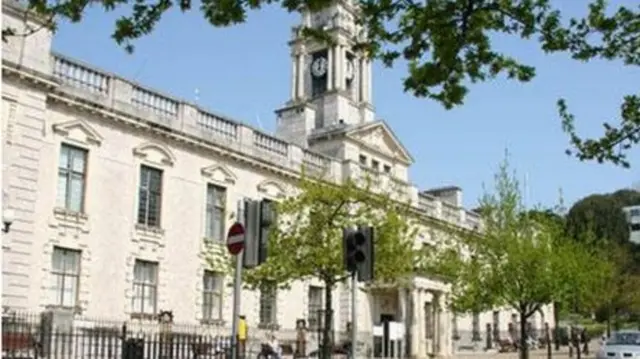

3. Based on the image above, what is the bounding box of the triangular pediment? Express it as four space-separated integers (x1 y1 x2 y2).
201 164 238 185
257 179 286 199
133 142 176 166
52 119 103 146
346 121 413 164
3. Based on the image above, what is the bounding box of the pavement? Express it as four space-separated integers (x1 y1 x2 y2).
454 348 595 359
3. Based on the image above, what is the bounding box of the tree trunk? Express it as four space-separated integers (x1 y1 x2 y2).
606 304 612 337
519 310 529 359
553 302 560 351
321 280 334 359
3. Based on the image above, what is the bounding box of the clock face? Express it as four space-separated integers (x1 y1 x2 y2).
345 59 355 80
311 56 328 78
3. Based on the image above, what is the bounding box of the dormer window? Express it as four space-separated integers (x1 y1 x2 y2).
371 160 380 171
383 165 391 174
359 155 367 165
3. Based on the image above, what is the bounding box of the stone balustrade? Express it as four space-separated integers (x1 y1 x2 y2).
47 51 480 229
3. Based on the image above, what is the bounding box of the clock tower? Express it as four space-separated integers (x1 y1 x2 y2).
275 0 375 147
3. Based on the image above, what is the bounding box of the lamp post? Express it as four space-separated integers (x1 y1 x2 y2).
2 208 15 233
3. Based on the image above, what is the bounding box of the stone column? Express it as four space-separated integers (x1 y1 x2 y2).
296 52 305 99
357 56 364 102
441 294 453 357
410 290 421 358
416 289 426 357
364 58 372 102
335 45 344 90
434 292 442 354
327 46 334 91
291 54 297 99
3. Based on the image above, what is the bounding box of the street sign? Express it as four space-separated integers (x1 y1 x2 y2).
227 222 245 255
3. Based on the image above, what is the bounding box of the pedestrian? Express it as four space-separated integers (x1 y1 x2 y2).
238 315 247 359
269 334 282 359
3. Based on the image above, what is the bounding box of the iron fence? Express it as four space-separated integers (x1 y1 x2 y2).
1 312 252 359
1 311 382 359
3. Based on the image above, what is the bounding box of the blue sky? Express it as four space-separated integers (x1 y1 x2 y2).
51 0 639 209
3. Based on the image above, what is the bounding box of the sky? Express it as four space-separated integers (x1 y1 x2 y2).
50 0 639 210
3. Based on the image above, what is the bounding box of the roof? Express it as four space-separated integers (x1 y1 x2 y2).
309 120 414 164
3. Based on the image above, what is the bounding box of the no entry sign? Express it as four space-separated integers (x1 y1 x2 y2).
226 222 245 255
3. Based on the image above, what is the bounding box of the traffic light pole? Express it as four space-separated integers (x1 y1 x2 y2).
230 200 244 359
351 270 357 359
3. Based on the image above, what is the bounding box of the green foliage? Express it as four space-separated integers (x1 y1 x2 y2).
242 175 418 289
425 154 606 320
586 243 640 322
565 193 634 247
203 241 235 275
564 189 640 326
3 0 638 166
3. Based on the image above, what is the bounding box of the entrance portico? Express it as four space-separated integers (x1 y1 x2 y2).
405 277 452 359
365 277 451 359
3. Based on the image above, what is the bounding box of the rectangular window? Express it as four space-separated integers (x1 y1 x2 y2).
202 270 223 321
307 286 323 331
132 260 158 316
371 160 380 171
51 247 81 307
259 283 277 326
358 155 367 165
57 144 88 212
205 185 226 241
383 164 391 174
137 165 163 227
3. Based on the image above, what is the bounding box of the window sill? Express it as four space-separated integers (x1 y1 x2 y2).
45 304 82 315
134 224 165 244
135 224 165 235
203 238 224 245
200 319 225 326
130 312 157 321
49 208 90 232
257 323 281 331
53 208 89 220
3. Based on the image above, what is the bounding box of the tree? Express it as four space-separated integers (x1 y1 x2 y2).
242 175 418 359
565 194 630 247
565 189 640 260
590 244 640 335
525 208 566 350
565 189 640 332
423 156 605 359
3 0 638 166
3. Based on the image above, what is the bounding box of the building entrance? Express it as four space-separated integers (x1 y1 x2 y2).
373 314 404 358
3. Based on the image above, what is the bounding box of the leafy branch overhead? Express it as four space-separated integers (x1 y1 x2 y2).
241 175 418 289
4 0 638 165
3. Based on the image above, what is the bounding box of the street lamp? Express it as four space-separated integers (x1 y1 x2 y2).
3 208 15 233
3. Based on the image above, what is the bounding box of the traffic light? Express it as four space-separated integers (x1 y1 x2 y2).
258 200 276 265
243 199 260 269
343 226 374 282
243 199 276 269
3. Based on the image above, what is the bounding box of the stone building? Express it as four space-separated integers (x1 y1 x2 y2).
1 0 552 357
